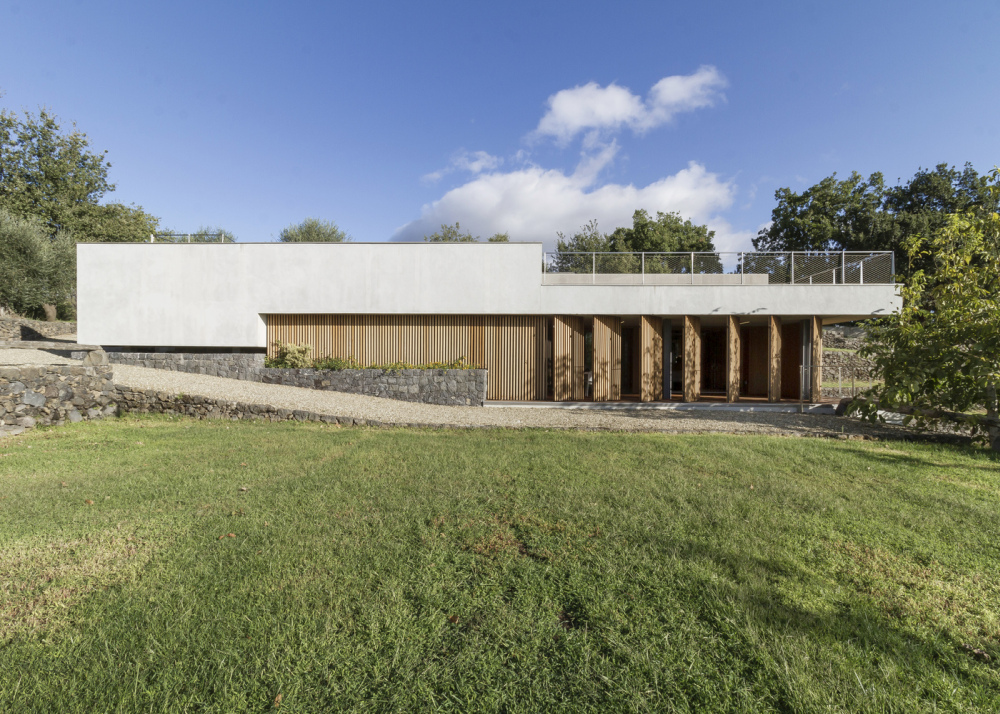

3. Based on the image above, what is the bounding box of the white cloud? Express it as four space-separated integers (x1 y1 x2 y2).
397 67 757 252
395 153 747 250
534 66 726 143
422 150 502 183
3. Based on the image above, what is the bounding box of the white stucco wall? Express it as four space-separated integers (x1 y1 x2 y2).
77 242 901 347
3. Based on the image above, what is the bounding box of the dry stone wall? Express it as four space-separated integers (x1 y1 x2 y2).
106 352 265 381
258 368 487 406
822 350 876 382
105 352 487 406
0 317 77 341
112 387 437 428
0 364 117 435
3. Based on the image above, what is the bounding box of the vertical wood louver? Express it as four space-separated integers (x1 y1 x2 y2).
553 316 585 401
639 316 663 402
592 316 622 401
265 314 544 401
682 316 701 402
767 316 782 403
809 316 823 402
726 315 741 403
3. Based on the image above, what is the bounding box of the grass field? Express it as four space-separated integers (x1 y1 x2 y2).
1 417 998 712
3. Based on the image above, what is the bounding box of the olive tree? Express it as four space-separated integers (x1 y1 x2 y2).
853 170 1000 450
279 218 349 242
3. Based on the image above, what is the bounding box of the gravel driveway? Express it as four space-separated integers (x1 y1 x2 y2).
0 345 964 441
112 363 935 440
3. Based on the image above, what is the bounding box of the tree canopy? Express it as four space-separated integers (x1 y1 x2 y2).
0 107 161 242
279 218 349 243
556 210 716 254
754 163 997 279
0 208 75 318
853 169 1000 450
422 222 509 243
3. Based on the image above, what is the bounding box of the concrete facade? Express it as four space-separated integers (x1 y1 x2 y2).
77 242 901 349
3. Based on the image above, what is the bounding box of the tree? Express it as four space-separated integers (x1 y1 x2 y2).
2 108 106 232
279 218 349 243
0 208 75 319
754 163 997 280
609 209 716 253
72 202 160 242
852 170 1000 451
551 211 718 274
423 222 512 243
423 222 476 242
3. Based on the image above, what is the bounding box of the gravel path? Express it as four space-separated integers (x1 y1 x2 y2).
0 345 962 441
0 348 79 365
111 363 931 440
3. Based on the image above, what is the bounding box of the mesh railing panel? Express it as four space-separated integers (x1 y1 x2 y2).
542 251 895 284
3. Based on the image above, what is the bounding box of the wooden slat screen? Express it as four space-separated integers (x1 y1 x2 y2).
266 314 544 401
553 316 585 401
809 316 822 402
593 316 621 402
726 315 740 403
682 315 701 402
639 316 663 402
767 316 782 403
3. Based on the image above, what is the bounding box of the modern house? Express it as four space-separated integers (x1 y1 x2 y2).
77 242 900 403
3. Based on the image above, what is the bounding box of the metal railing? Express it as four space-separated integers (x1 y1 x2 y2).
149 233 232 243
542 251 895 285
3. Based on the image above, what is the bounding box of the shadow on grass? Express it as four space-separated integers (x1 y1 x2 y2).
671 539 998 701
608 407 981 447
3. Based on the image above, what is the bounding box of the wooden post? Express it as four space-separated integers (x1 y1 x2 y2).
768 316 782 402
726 315 740 403
810 316 823 402
553 316 570 401
554 316 585 401
640 316 664 402
682 316 701 402
593 316 622 401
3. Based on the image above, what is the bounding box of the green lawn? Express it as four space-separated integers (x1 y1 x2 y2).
1 418 998 712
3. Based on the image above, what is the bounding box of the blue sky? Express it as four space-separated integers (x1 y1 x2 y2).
3 0 997 250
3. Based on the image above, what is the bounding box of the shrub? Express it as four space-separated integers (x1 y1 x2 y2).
266 342 313 368
266 350 481 371
313 355 362 370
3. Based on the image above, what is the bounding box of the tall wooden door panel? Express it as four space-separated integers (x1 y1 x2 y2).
593 316 622 401
640 316 663 402
554 316 585 401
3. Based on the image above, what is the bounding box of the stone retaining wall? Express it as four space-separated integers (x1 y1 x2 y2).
105 352 487 406
113 387 398 427
106 352 265 381
0 364 117 434
822 350 876 382
0 317 77 341
258 368 487 406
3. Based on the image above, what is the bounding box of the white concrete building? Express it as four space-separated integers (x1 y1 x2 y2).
77 242 900 402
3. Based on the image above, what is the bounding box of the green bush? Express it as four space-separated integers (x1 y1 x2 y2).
313 355 363 370
267 348 480 371
266 342 313 368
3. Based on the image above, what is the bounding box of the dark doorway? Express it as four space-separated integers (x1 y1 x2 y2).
781 322 803 400
740 325 768 397
701 327 727 393
669 328 683 397
621 325 641 396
